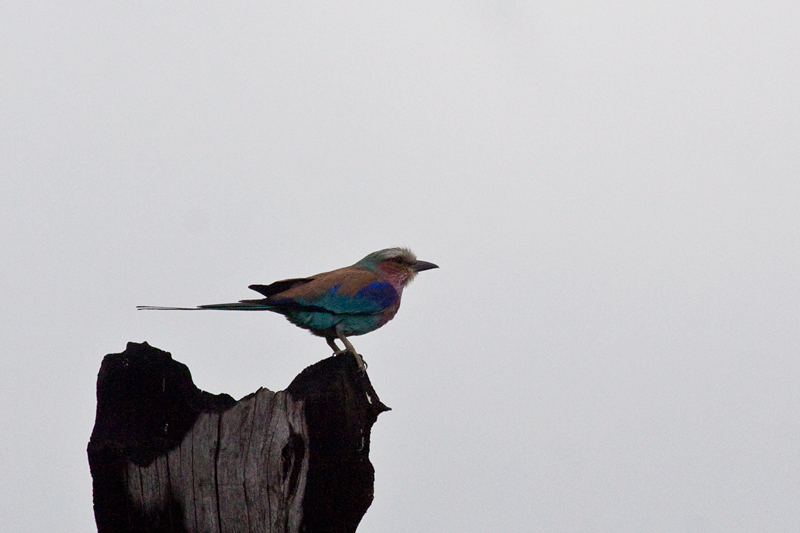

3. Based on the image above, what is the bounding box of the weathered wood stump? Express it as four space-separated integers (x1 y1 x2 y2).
88 342 389 533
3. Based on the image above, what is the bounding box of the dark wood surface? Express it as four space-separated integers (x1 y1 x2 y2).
88 342 388 533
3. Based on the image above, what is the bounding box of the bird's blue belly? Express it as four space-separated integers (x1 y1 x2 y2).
283 310 382 337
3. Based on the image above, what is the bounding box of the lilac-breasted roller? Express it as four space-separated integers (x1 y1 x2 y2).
137 248 438 369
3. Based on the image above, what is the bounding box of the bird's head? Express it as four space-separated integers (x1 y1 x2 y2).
356 247 439 287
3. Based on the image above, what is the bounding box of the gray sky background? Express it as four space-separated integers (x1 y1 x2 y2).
2 2 798 531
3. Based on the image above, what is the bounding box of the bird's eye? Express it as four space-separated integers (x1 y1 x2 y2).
391 256 405 263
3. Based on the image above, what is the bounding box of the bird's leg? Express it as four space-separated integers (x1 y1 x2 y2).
326 337 342 353
336 329 366 372
337 332 356 354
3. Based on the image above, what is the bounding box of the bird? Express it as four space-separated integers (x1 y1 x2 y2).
137 247 438 370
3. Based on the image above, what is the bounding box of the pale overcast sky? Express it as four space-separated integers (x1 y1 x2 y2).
2 2 799 531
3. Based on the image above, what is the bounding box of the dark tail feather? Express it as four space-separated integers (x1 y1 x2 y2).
198 302 272 311
137 302 272 311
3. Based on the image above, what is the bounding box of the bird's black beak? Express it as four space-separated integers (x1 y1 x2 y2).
412 260 439 272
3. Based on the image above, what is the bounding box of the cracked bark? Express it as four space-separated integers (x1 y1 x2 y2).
88 342 389 533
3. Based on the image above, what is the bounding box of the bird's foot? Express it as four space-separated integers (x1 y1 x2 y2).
329 346 368 372
347 350 367 372
330 333 367 372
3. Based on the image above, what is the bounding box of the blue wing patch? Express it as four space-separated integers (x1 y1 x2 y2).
353 281 398 310
261 281 399 336
269 281 397 315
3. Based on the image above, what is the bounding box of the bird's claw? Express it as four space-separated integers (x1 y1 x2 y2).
329 348 367 371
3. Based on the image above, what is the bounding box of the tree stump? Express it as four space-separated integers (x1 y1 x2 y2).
88 342 389 533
